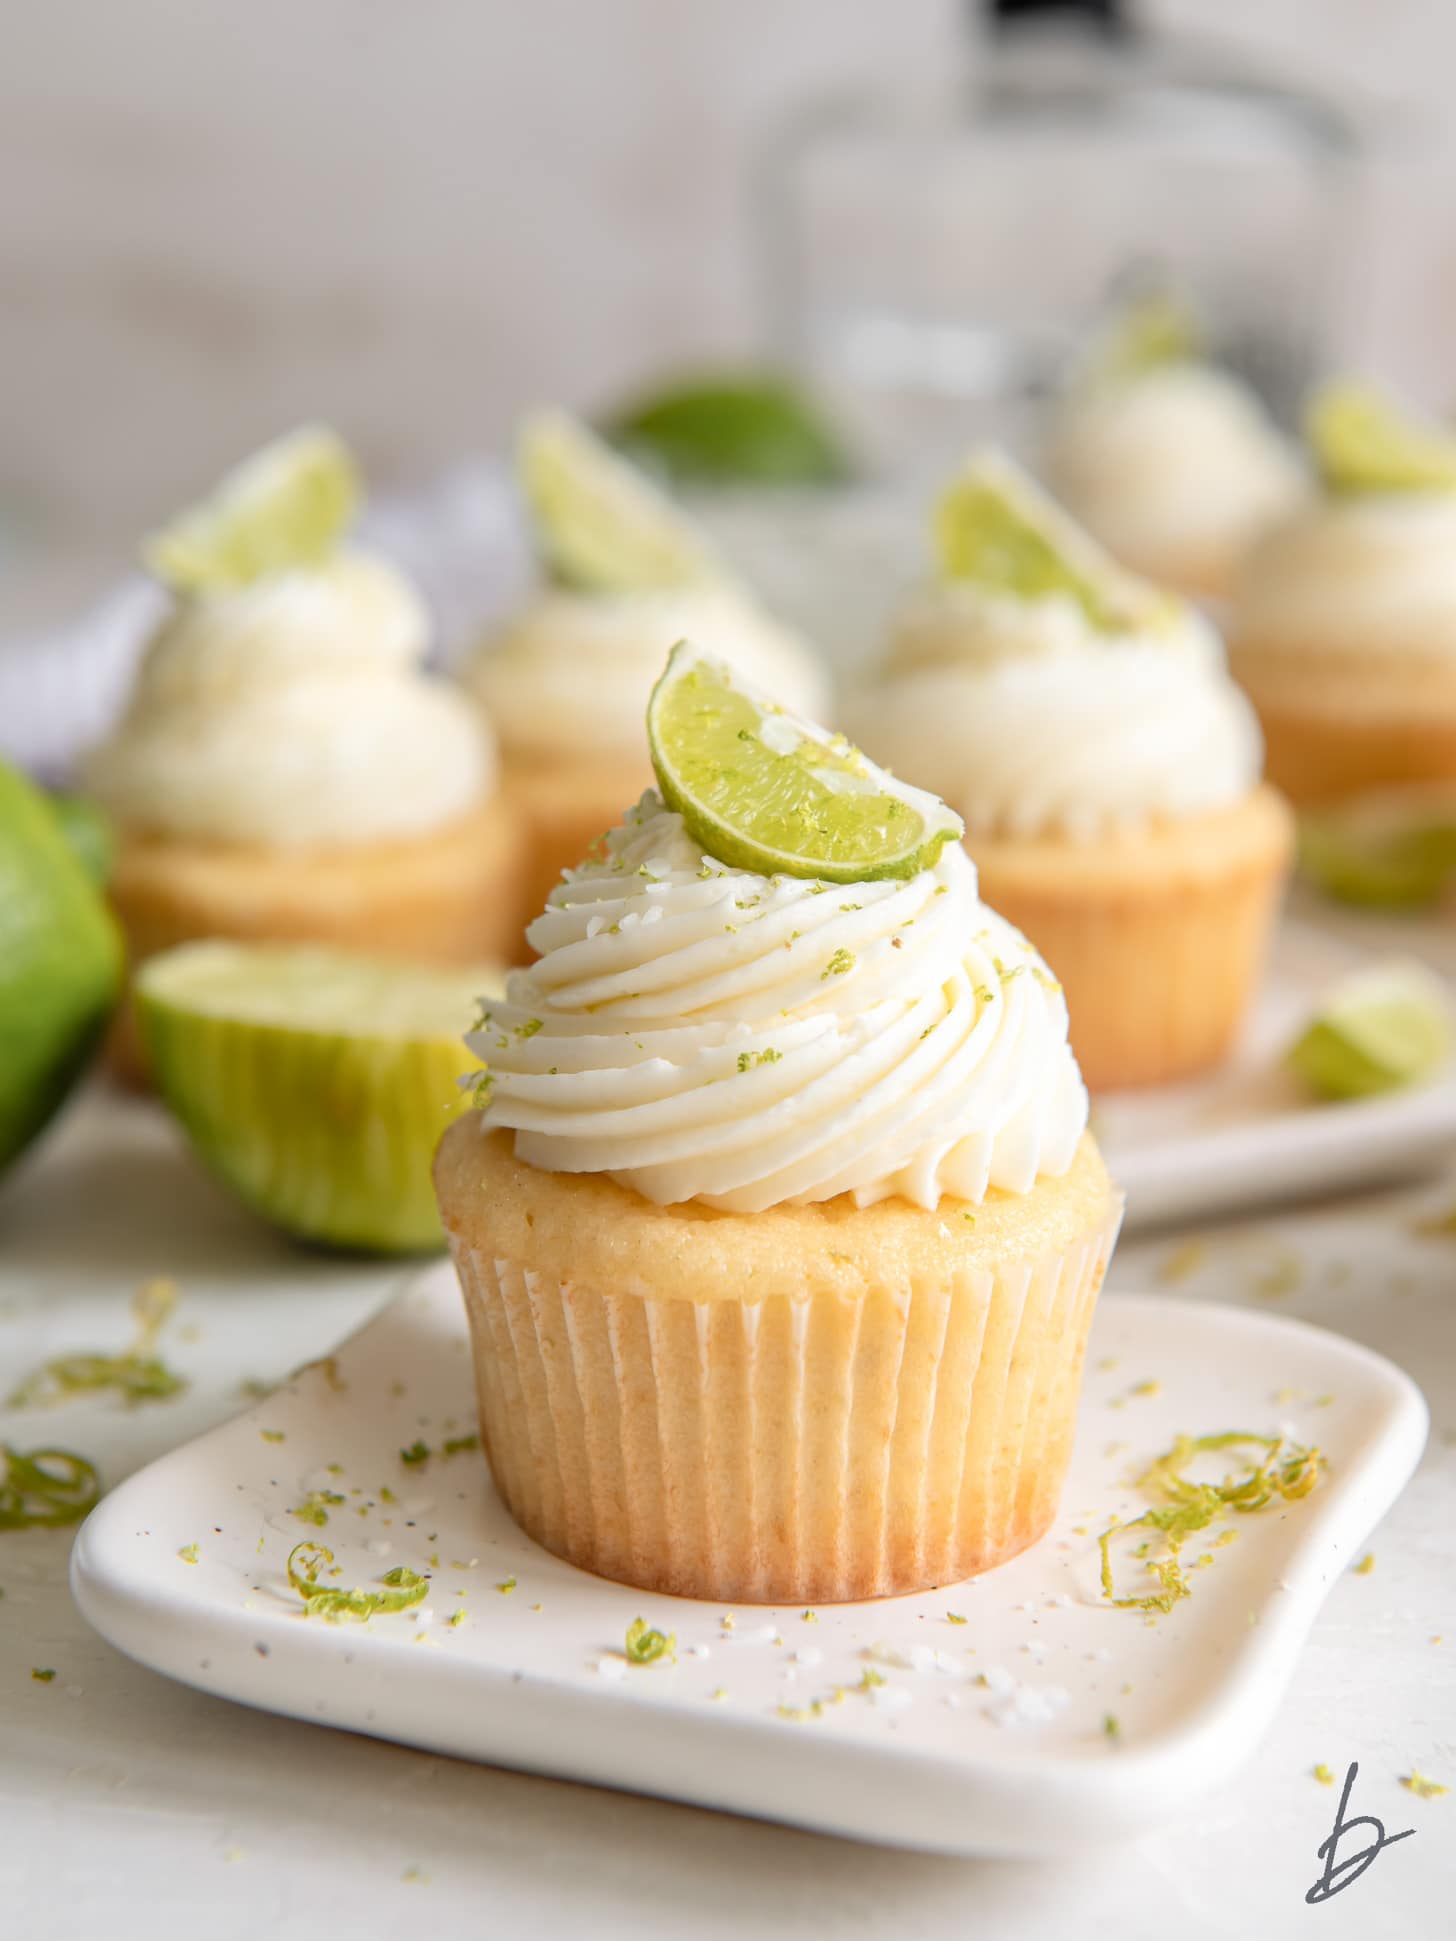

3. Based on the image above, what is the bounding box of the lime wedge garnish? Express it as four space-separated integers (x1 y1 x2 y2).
934 451 1170 633
145 427 360 592
647 641 963 882
603 372 850 487
1288 961 1453 1101
1306 382 1456 497
137 943 504 1253
1088 290 1201 387
1300 789 1456 909
518 410 723 593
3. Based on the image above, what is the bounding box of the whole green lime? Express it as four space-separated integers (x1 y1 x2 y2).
0 761 124 1179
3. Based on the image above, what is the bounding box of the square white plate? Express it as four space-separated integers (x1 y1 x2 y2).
1098 921 1456 1230
71 1263 1426 1859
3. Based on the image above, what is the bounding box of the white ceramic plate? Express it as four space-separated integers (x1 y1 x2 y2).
1098 921 1456 1231
71 1263 1426 1859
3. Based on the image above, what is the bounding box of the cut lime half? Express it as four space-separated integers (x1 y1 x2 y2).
1288 960 1453 1102
518 409 723 593
934 451 1171 634
1307 383 1456 497
145 426 361 593
137 944 503 1253
647 642 963 882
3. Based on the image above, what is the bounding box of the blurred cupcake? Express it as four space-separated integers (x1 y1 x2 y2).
86 429 523 1071
436 646 1119 1603
1229 382 1456 805
464 413 828 924
845 452 1293 1091
1046 297 1304 602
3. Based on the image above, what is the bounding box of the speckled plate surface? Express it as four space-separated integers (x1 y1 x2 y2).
1099 921 1456 1231
71 1264 1426 1858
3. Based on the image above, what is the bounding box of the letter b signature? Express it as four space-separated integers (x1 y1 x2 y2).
1306 1761 1415 1904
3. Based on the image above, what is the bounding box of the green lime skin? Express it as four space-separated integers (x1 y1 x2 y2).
0 762 124 1180
605 374 851 488
46 793 115 888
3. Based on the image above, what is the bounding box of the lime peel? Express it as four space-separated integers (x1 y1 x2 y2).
648 643 963 883
7 1277 185 1411
0 1444 102 1530
286 1541 427 1622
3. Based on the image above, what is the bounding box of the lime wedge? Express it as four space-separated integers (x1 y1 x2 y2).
145 427 361 592
1089 290 1201 386
1300 790 1456 909
1288 961 1453 1101
604 372 850 487
647 641 963 882
137 943 504 1253
1306 383 1456 497
518 410 723 593
934 452 1169 633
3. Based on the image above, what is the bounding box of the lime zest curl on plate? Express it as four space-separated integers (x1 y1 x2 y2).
286 1541 428 1623
7 1277 186 1411
0 1444 102 1530
648 641 963 883
1098 1430 1324 1616
1307 381 1456 497
145 426 361 593
624 1617 676 1665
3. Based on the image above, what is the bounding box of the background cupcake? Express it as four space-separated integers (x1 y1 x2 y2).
436 645 1120 1604
1229 382 1456 806
464 413 829 927
845 452 1293 1091
85 429 523 1071
1046 298 1305 603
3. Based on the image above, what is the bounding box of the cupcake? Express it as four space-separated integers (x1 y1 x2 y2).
1046 301 1304 602
435 643 1121 1604
844 452 1293 1091
1229 382 1456 806
85 429 523 1070
464 413 828 926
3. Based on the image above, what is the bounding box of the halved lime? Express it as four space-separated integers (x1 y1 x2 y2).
137 943 504 1253
647 642 962 882
934 452 1169 633
1306 383 1456 497
518 410 723 592
145 426 361 592
603 372 850 487
1288 961 1453 1101
1300 788 1456 909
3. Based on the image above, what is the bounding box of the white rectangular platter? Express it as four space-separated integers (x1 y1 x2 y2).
71 1262 1426 1859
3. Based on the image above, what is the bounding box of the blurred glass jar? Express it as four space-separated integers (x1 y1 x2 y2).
755 0 1359 482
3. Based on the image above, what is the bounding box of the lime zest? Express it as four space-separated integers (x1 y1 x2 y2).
7 1277 186 1411
1098 1430 1324 1615
1400 1769 1449 1800
0 1444 102 1529
31 1668 56 1683
1308 381 1456 497
648 643 963 884
286 1541 427 1623
624 1616 676 1665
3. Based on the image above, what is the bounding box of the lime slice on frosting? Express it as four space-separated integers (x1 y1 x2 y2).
648 641 963 882
519 410 723 592
935 451 1170 634
1307 382 1456 497
137 943 503 1253
145 426 361 592
1300 788 1456 909
1288 960 1453 1101
1089 291 1201 387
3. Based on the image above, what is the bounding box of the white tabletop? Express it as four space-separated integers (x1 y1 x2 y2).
2 1073 1453 1941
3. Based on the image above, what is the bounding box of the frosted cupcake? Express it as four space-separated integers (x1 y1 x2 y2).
435 644 1120 1604
1229 383 1456 805
844 453 1293 1091
1046 303 1304 602
86 430 523 1068
464 413 828 926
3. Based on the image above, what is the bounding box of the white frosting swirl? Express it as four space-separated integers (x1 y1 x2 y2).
1232 493 1456 663
86 552 493 847
467 586 829 763
1047 366 1305 580
466 792 1087 1212
854 588 1262 841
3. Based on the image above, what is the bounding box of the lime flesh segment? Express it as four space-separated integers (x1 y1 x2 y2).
1288 961 1453 1101
935 452 1169 634
1307 383 1456 497
137 943 504 1254
0 761 123 1180
145 426 361 592
518 410 723 593
648 643 963 882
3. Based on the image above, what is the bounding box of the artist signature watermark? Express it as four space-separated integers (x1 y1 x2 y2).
1306 1761 1415 1904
